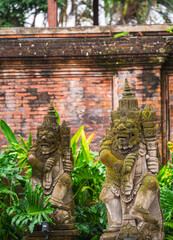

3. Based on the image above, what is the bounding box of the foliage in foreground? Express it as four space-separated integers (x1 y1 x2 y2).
7 182 54 233
1 118 173 240
70 125 107 240
158 141 173 239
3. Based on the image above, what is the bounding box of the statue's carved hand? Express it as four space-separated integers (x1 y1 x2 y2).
43 157 54 173
121 174 134 195
147 157 159 175
122 152 138 175
121 152 138 195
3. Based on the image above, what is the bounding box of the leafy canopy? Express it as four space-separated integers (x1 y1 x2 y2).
0 0 65 27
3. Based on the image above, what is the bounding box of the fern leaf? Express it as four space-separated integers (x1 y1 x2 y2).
43 201 53 210
28 215 38 233
42 211 54 224
164 221 173 228
26 181 33 204
32 183 41 209
36 188 44 208
37 213 42 225
11 214 21 225
15 214 27 227
40 195 51 209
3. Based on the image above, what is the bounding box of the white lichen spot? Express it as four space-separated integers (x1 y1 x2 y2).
86 52 89 56
158 57 164 63
19 53 22 56
99 51 102 55
34 52 37 55
19 43 22 47
159 48 165 53
46 42 48 46
31 44 35 47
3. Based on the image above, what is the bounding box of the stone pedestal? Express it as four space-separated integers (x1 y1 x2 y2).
25 229 80 240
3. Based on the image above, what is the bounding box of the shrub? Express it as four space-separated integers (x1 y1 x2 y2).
70 125 107 240
158 142 173 240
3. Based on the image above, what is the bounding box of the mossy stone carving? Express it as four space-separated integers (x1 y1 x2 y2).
27 102 75 229
100 79 164 240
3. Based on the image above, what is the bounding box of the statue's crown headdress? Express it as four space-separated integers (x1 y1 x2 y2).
111 79 140 122
119 79 139 111
37 102 59 132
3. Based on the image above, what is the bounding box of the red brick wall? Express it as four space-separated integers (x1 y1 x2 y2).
0 61 162 152
0 60 113 151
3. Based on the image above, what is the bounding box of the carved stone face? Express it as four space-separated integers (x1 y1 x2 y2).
112 118 141 154
37 129 59 155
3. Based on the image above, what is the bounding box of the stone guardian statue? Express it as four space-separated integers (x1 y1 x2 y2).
27 102 75 228
100 79 164 240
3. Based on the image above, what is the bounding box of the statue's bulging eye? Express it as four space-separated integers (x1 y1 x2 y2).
126 122 133 128
114 121 120 128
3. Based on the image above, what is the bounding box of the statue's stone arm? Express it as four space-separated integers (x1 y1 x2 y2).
27 152 44 173
100 149 123 170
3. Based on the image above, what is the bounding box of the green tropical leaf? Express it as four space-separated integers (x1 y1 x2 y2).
42 211 54 224
27 132 32 149
54 109 60 125
70 125 84 148
72 141 78 163
87 133 94 145
32 183 42 208
0 119 19 145
114 32 129 38
81 129 92 161
81 186 97 195
40 195 51 209
28 215 38 233
19 135 28 151
164 221 173 228
36 188 44 208
0 187 18 202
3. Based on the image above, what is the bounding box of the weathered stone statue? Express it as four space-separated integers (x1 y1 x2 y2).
27 103 75 228
100 79 164 240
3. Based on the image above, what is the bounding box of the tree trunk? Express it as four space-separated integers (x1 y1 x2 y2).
93 0 99 25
